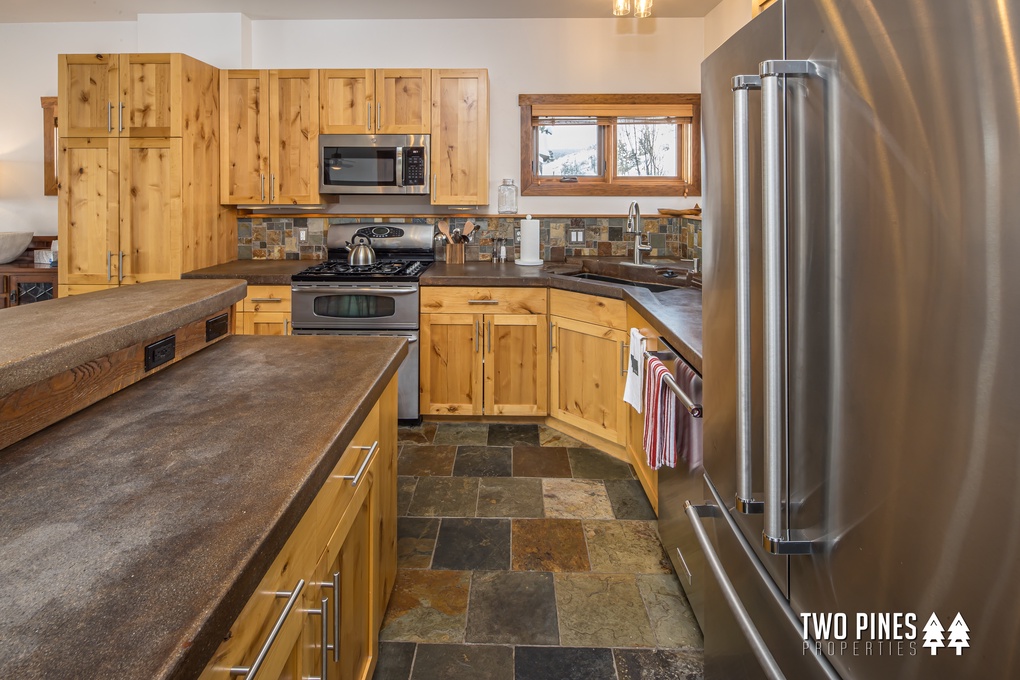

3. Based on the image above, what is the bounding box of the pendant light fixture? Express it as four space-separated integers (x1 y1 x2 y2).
613 0 652 18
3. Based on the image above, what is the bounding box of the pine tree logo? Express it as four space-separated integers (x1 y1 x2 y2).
922 612 945 655
947 613 970 655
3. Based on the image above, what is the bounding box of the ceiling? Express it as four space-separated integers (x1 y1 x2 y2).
0 0 724 23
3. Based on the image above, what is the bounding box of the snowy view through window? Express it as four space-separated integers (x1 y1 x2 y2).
536 120 677 177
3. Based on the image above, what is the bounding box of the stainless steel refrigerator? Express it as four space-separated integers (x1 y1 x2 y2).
697 0 1020 677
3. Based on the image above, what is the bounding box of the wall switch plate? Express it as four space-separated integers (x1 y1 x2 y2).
569 228 585 244
298 228 309 245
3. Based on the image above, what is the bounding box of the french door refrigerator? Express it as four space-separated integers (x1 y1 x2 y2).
698 1 1020 678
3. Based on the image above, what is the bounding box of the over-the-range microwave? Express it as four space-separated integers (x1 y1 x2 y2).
319 134 429 195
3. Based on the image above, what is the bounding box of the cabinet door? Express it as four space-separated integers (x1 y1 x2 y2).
484 314 548 416
119 138 183 284
430 69 488 205
420 313 482 415
376 377 399 622
375 69 430 134
242 311 291 336
58 138 120 286
625 306 659 513
270 70 320 205
550 315 628 445
4 272 57 307
119 53 177 137
58 54 120 137
221 70 270 204
320 69 375 134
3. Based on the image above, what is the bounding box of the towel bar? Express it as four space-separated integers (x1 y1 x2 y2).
645 349 703 418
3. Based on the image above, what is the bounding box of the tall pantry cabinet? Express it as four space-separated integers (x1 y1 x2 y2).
57 53 233 297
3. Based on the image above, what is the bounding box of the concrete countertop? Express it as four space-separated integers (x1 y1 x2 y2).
0 279 246 399
0 334 406 680
423 262 703 371
182 259 309 286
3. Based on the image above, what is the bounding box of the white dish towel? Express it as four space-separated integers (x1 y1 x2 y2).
623 328 646 413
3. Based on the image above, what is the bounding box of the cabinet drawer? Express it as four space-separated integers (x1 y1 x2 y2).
421 287 546 315
241 285 292 312
200 404 380 679
550 289 626 330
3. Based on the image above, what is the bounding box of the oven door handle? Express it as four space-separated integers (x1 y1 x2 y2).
291 285 419 295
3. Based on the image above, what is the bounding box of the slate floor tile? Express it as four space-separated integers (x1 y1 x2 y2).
487 424 541 447
475 478 544 518
452 446 512 477
513 446 572 478
511 519 590 572
542 479 615 519
397 518 440 569
614 648 705 680
398 445 457 477
567 447 635 480
432 518 511 571
465 571 559 645
514 646 617 680
406 477 479 518
380 570 471 643
372 641 416 680
397 476 417 517
537 425 588 448
432 422 489 445
637 574 704 649
605 479 657 520
554 573 656 648
584 520 673 574
410 644 513 680
398 422 437 445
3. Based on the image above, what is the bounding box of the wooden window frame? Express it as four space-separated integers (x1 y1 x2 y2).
519 93 701 197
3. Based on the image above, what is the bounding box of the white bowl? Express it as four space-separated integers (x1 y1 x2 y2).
0 231 34 264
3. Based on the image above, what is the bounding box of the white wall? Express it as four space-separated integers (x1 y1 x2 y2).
0 14 709 236
704 0 753 57
0 22 135 235
252 18 705 215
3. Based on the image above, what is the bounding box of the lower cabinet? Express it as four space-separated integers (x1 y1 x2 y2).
200 375 396 680
1 270 57 307
548 289 629 446
625 306 660 514
234 285 292 336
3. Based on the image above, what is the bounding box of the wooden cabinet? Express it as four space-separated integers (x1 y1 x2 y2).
58 53 192 138
625 306 660 514
754 0 778 16
320 69 430 134
234 285 292 336
201 377 397 680
0 269 57 308
420 287 547 416
430 69 489 206
548 290 629 446
58 53 231 294
220 69 320 205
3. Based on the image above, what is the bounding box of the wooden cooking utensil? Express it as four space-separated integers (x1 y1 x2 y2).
438 219 452 243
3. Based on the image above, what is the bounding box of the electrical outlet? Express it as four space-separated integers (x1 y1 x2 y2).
144 336 176 372
569 228 585 244
514 227 521 244
298 228 309 246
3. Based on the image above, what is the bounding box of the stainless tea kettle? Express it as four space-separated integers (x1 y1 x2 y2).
345 236 376 266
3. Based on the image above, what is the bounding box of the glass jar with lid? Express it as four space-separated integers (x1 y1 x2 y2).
497 178 518 214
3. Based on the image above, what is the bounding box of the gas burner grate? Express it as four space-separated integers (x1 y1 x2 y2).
294 259 431 280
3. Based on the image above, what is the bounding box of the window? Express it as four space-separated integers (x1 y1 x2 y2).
519 94 701 197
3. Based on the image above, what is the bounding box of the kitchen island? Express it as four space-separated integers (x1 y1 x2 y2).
0 286 406 679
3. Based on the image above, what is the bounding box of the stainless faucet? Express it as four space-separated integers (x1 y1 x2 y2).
625 200 652 267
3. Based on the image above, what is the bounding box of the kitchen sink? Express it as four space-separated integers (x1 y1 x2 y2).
569 272 678 293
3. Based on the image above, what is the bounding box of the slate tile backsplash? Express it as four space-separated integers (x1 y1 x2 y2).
235 215 701 262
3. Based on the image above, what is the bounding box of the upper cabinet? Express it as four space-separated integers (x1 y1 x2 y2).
58 53 209 138
220 69 320 205
320 69 430 135
431 69 489 206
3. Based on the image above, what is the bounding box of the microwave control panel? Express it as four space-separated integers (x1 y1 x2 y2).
403 147 426 186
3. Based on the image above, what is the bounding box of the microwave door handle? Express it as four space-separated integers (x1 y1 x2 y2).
395 147 404 187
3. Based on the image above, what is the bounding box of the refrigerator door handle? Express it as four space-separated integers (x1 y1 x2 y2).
760 59 817 555
685 500 786 680
732 74 764 515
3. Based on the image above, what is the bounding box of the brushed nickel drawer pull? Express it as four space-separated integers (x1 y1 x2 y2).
467 299 499 305
118 251 124 283
250 298 284 303
308 596 329 680
229 579 305 679
336 441 379 486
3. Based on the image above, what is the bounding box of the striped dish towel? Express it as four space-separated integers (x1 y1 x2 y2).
642 355 677 469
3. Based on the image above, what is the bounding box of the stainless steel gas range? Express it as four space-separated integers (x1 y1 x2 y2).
291 223 434 422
